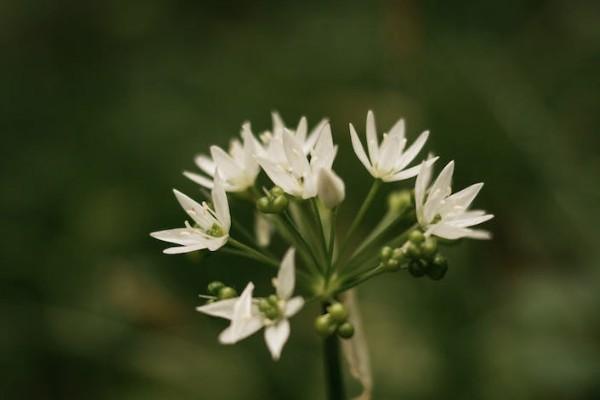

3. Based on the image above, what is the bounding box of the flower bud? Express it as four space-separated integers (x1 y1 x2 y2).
379 246 393 261
317 168 345 209
420 237 438 259
337 322 355 339
207 281 225 295
387 190 412 213
404 241 421 258
408 230 425 244
408 259 426 278
427 254 448 280
270 186 285 197
271 195 288 213
218 287 238 299
327 303 348 323
256 197 271 212
315 314 336 337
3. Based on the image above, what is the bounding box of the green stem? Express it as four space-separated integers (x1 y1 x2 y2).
328 208 337 262
282 211 323 273
337 180 381 267
322 303 346 400
311 198 331 272
227 238 280 269
337 264 388 293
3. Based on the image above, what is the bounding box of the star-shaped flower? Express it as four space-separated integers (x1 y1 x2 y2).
257 123 339 199
350 110 434 182
150 176 231 253
184 123 260 192
415 160 494 240
196 248 304 360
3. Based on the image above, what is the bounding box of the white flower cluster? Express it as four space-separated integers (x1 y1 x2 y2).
150 110 494 360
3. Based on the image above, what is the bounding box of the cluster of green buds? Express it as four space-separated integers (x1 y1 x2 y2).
257 295 283 321
380 229 448 280
206 281 238 302
387 189 413 215
256 186 289 214
314 302 354 339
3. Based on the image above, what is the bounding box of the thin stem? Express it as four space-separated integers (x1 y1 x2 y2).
337 179 381 266
322 303 346 400
311 198 331 272
328 208 337 262
282 211 323 273
227 238 280 269
337 264 388 293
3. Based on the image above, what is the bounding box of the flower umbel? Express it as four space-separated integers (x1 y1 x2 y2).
415 160 494 240
150 176 231 253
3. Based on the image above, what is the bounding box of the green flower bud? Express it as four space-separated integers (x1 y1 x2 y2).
327 303 348 323
420 237 438 259
387 190 412 213
392 247 405 261
207 281 225 295
380 246 393 261
258 298 271 312
385 258 400 271
256 197 272 213
218 286 238 299
268 294 279 305
264 307 281 320
270 186 285 197
408 230 425 244
408 259 427 278
315 314 336 337
271 195 288 212
427 255 448 280
337 322 355 339
404 241 421 258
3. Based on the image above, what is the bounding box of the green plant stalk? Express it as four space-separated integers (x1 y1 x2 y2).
336 179 381 269
227 238 280 269
311 198 331 272
322 303 346 400
328 208 337 263
281 211 323 274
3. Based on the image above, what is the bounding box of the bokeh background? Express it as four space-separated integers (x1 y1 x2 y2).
2 1 600 399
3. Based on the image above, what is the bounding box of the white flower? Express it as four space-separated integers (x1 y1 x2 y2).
350 110 434 182
257 123 338 199
415 160 494 240
317 168 345 208
196 248 304 360
184 123 260 192
150 177 231 253
256 112 329 159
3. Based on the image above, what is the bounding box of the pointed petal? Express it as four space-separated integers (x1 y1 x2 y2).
264 320 290 361
442 183 484 212
303 118 329 154
311 123 335 170
210 146 242 179
395 130 429 171
211 176 231 231
205 235 228 251
219 316 263 344
295 116 308 144
196 298 238 319
257 156 301 196
173 189 213 229
388 118 405 140
448 213 494 228
194 154 216 176
365 110 379 163
415 161 433 223
282 130 310 176
350 123 373 173
284 296 304 318
271 111 285 136
163 243 208 254
150 227 207 246
377 134 401 174
183 171 214 189
275 248 296 300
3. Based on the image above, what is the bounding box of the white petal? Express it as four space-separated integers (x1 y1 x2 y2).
241 123 260 174
210 146 242 179
311 123 336 171
415 161 433 223
211 176 231 231
424 161 454 223
282 130 310 177
350 123 373 173
194 154 216 176
173 189 214 229
377 134 401 174
271 111 285 136
183 171 214 189
284 296 304 318
150 227 207 246
303 118 329 154
441 183 484 213
264 320 290 361
317 168 345 208
257 156 301 196
447 213 494 228
388 118 405 140
196 298 238 319
163 243 208 254
275 248 296 300
295 116 308 144
365 110 379 163
205 235 228 251
386 156 438 182
395 130 429 171
219 316 263 344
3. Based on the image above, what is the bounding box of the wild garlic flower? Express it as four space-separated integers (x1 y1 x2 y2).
184 123 260 192
150 177 231 253
350 110 434 182
255 112 329 160
197 248 304 360
415 160 494 240
257 123 339 199
317 168 345 208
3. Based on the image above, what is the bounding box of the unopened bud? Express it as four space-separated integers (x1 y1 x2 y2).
256 197 271 212
327 303 348 323
387 190 412 213
421 237 438 259
337 322 355 339
317 168 345 208
315 314 336 337
207 281 225 295
218 287 237 299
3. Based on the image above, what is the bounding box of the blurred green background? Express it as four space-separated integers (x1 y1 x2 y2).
2 1 600 399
